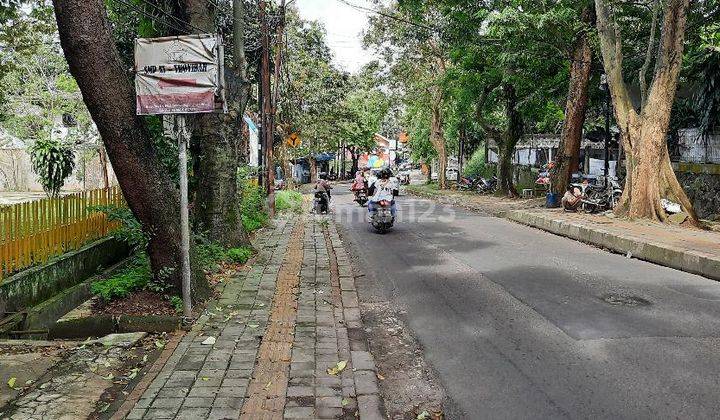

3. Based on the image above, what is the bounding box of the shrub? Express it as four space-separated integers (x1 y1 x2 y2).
169 296 183 314
196 241 228 270
239 182 268 232
463 147 495 179
275 190 303 214
226 246 253 264
89 204 147 251
91 254 150 302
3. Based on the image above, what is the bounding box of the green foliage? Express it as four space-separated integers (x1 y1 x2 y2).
275 190 303 214
226 247 253 264
91 255 150 302
196 239 254 269
463 147 494 179
238 170 268 232
1 5 94 145
89 205 147 250
29 138 75 197
196 241 228 270
170 296 183 314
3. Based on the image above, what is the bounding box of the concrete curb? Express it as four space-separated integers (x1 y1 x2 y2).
507 210 720 282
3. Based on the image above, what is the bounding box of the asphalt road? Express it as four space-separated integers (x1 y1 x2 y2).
332 187 720 419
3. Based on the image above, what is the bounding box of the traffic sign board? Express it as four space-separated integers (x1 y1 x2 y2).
286 132 301 147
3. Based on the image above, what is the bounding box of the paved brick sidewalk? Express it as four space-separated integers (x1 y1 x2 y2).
123 215 383 419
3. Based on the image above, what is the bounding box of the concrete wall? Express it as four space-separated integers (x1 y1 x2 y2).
0 148 118 192
0 237 130 313
675 164 720 220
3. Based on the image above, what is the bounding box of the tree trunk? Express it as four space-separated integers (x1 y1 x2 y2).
52 0 209 298
186 0 250 247
429 92 447 189
98 146 110 189
350 155 359 175
496 84 521 197
595 0 697 223
309 156 317 184
550 5 594 195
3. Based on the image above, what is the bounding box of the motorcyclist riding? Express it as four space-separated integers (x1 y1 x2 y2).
368 168 397 220
315 173 333 201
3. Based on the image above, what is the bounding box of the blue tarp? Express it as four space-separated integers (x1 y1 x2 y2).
243 115 258 132
315 152 335 162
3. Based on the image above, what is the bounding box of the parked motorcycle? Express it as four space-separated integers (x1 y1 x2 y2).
313 190 329 214
398 171 411 185
575 177 623 213
369 200 394 233
456 176 476 191
477 176 498 194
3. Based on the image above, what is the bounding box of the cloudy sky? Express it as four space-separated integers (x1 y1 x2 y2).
294 0 377 73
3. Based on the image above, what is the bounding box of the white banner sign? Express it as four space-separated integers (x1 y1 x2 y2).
134 34 226 115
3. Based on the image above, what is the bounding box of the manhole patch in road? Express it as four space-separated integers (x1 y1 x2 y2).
601 293 652 307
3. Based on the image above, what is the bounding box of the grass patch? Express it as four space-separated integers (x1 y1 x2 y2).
406 183 441 197
91 254 150 302
275 190 304 214
226 246 253 264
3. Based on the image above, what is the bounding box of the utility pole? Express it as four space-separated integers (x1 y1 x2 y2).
268 0 287 216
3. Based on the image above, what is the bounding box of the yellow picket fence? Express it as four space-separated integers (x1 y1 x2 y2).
0 187 124 283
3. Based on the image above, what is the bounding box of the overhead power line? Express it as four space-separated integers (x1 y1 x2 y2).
112 0 188 34
134 0 207 34
333 0 436 32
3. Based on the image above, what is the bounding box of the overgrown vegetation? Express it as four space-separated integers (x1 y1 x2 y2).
91 204 254 303
238 168 268 232
463 148 494 179
91 254 150 301
90 204 147 251
275 190 303 214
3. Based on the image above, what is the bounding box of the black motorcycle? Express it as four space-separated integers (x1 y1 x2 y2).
313 190 329 214
354 188 369 207
477 176 498 194
369 200 394 233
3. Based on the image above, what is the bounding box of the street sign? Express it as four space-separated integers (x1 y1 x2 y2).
133 33 228 317
134 34 226 115
286 132 301 148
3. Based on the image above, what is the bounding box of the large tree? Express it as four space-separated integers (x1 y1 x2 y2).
365 1 451 188
52 0 209 298
595 0 697 223
185 0 252 247
550 3 595 195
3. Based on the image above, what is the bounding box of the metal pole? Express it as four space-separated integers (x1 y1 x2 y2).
176 114 192 318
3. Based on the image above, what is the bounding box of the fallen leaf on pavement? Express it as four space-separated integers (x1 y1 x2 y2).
201 337 216 345
377 373 385 380
326 360 347 376
417 411 430 420
7 377 16 389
